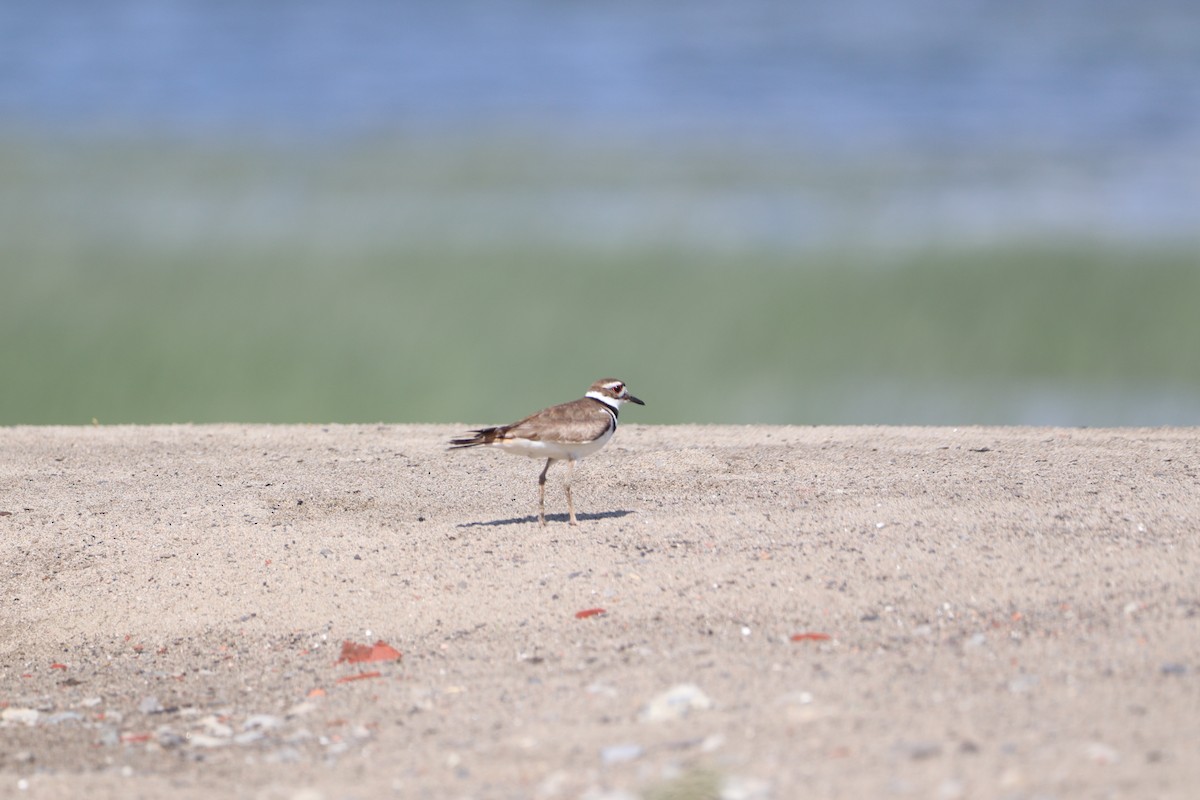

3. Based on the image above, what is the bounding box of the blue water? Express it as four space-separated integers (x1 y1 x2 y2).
4 0 1198 145
3 1 1199 425
2 0 1199 243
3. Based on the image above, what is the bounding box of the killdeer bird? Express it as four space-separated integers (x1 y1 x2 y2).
450 378 645 526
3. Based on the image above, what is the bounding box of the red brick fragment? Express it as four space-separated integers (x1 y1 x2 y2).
335 671 382 684
337 640 402 664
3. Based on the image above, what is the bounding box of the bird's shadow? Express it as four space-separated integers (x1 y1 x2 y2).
457 509 634 528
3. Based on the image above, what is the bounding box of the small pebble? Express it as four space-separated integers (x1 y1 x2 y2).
156 728 186 748
188 734 229 749
289 789 324 800
1160 663 1187 676
1 708 40 726
1008 674 1039 694
243 714 284 730
198 715 233 737
639 683 713 723
580 790 637 800
778 688 813 706
138 696 164 715
896 741 942 760
286 701 318 717
600 743 644 764
721 776 772 800
1084 741 1119 764
537 772 569 796
234 730 266 746
937 778 966 800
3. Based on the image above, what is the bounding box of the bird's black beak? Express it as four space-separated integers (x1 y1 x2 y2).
628 394 645 406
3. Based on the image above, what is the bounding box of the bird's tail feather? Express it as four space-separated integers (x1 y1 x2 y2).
448 426 504 449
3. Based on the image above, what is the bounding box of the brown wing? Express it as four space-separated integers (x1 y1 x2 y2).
502 398 614 444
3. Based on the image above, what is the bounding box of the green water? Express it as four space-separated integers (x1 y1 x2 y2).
3 141 1198 426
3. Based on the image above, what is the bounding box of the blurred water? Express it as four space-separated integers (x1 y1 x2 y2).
3 0 1198 146
2 0 1199 245
2 1 1199 426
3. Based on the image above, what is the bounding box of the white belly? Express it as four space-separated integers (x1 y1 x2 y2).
495 427 614 461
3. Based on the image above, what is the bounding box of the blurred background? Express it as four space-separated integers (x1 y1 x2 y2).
2 0 1198 426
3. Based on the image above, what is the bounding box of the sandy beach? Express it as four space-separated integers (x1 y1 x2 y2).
1 423 1198 799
